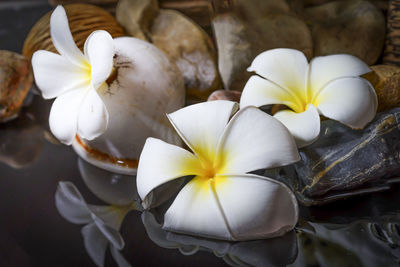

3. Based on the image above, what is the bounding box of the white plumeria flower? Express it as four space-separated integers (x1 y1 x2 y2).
137 100 300 241
32 6 114 145
55 182 133 267
240 48 378 148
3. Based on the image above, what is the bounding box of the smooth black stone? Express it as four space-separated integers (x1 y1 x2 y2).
278 107 400 206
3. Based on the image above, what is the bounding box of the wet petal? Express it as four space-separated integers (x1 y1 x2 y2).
163 176 232 240
91 214 125 250
32 50 89 99
136 138 203 206
84 30 115 89
240 75 301 112
49 87 88 145
273 105 320 148
167 100 238 163
217 107 300 174
309 54 371 96
110 245 131 267
214 174 298 240
247 48 308 98
315 77 377 129
77 89 109 141
50 6 87 67
55 181 92 224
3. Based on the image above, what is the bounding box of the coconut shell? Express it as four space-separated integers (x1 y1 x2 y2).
22 3 124 60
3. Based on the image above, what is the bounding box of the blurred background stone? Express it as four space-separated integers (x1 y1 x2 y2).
303 0 385 65
0 51 32 122
364 64 400 111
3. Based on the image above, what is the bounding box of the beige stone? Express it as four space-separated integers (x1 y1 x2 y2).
304 0 385 65
0 51 33 122
151 9 221 102
212 12 313 91
363 65 400 112
115 0 159 40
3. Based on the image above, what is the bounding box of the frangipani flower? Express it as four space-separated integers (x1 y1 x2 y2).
240 48 378 147
32 6 114 145
137 100 300 241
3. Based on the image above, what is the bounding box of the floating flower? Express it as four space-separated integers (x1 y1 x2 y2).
32 6 114 145
240 48 378 147
137 100 300 241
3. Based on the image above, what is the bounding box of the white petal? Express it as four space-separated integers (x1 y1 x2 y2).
137 138 203 205
81 223 108 267
214 174 298 240
248 48 308 98
167 100 238 163
216 106 300 174
32 50 89 99
163 176 232 240
49 87 88 145
240 75 302 112
315 77 377 129
77 89 109 141
55 181 92 224
273 104 320 148
84 30 115 89
50 6 87 67
309 54 371 96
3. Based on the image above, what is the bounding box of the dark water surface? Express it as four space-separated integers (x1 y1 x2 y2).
1 1 400 266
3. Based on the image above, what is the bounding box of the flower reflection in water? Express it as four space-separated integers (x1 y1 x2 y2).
55 159 140 267
55 159 400 266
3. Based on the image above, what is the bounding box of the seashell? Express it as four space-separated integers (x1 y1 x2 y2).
207 89 241 102
276 108 400 206
22 4 124 60
73 37 185 175
0 51 33 122
303 0 385 65
150 9 221 102
363 65 400 112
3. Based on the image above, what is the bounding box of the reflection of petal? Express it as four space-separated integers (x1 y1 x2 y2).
91 213 124 250
50 6 87 67
110 245 131 267
78 158 137 206
81 223 108 267
55 181 92 224
163 176 232 240
247 48 308 99
214 174 298 240
240 75 297 110
141 211 181 249
137 138 203 207
273 105 320 148
49 87 88 145
309 54 371 96
167 100 238 162
315 77 377 129
84 30 114 89
217 106 299 174
167 228 298 267
31 50 88 99
77 89 109 141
